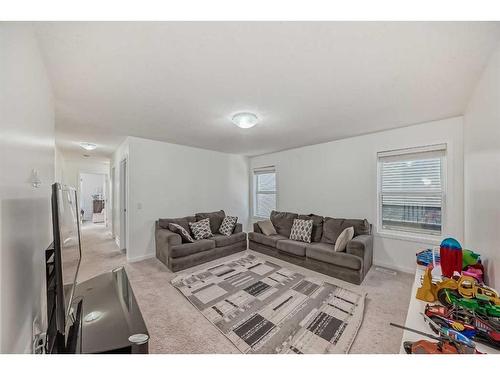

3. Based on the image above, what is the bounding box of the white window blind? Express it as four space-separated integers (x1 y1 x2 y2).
253 168 276 218
378 145 446 236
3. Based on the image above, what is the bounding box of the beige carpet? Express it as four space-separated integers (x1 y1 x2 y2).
78 222 413 354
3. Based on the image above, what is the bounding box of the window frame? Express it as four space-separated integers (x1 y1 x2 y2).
376 144 447 243
252 166 277 219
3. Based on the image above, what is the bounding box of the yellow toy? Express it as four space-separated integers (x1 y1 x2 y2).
416 266 437 302
435 275 500 305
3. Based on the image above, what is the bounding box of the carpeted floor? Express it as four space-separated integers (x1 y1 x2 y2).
78 222 414 354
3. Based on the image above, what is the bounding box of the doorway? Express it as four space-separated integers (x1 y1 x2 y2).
79 172 107 226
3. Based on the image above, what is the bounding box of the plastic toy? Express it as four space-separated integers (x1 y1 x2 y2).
436 276 500 318
416 248 440 267
440 238 463 278
462 249 481 269
416 266 437 302
390 314 481 354
424 304 500 349
436 275 500 306
463 266 484 284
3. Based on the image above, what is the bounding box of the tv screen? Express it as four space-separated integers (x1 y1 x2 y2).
52 183 82 335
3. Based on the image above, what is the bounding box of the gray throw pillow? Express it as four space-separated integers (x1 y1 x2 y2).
168 223 195 243
257 220 277 236
289 219 313 243
219 216 238 236
189 218 213 240
270 210 298 237
195 210 225 234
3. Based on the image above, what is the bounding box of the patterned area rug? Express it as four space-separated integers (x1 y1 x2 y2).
171 254 366 354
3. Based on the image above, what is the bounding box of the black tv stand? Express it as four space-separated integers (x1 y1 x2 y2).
45 244 149 354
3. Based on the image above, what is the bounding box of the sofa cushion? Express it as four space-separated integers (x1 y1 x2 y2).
248 232 287 247
168 223 195 243
189 218 213 240
306 242 362 270
270 210 298 238
195 210 226 234
321 217 346 245
158 216 196 232
257 220 277 236
334 226 354 252
170 239 215 258
298 214 323 243
219 216 238 236
212 232 246 247
344 218 370 236
276 239 307 257
289 219 313 243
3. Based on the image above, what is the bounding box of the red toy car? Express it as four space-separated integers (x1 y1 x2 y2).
425 304 500 349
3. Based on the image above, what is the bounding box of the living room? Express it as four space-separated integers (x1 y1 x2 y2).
1 1 500 373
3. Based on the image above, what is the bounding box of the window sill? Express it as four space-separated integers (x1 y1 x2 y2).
252 216 268 221
375 229 441 246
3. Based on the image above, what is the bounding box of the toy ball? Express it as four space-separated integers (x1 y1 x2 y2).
440 238 463 278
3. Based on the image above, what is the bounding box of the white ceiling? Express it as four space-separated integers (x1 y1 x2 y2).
35 22 500 158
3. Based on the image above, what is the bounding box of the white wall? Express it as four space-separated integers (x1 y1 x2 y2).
61 158 110 189
250 117 464 273
0 23 55 353
464 42 500 288
113 137 249 262
54 146 65 183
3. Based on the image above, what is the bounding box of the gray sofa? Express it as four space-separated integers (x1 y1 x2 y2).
155 210 247 272
248 210 373 284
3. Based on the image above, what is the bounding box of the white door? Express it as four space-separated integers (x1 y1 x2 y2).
119 159 127 251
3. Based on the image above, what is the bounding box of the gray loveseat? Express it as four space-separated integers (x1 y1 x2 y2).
155 210 247 272
248 210 373 284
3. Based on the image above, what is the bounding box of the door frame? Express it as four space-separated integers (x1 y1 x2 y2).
78 171 107 224
119 158 128 252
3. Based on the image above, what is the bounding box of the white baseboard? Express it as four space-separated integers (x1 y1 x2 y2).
373 261 415 275
127 253 155 263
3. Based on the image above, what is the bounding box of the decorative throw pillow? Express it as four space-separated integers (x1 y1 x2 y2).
289 219 313 243
168 223 195 243
219 216 238 236
189 218 213 240
257 220 277 236
334 226 354 252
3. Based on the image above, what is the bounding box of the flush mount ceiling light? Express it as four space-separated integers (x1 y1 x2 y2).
79 142 97 151
232 112 259 129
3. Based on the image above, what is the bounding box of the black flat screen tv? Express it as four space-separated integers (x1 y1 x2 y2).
50 183 82 350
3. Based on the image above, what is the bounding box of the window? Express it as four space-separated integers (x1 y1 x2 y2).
253 167 276 218
378 144 446 236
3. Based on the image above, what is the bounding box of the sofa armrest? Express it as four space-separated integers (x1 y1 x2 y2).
346 234 373 275
155 224 182 265
253 222 263 233
233 223 243 233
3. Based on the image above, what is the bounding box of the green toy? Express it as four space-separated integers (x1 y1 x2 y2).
441 289 500 318
462 249 481 269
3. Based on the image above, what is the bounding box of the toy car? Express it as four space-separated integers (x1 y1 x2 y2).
425 304 500 349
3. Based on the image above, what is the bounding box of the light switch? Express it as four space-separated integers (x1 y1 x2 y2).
137 202 142 210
